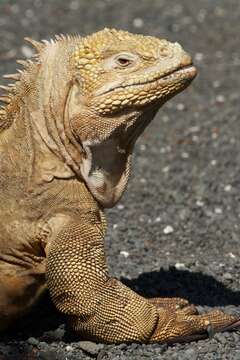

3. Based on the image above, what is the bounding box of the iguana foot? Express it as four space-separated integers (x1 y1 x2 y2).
150 308 240 343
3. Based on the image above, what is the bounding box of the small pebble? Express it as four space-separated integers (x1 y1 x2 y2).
120 250 129 258
223 272 233 281
78 341 104 355
162 115 169 122
175 262 186 270
162 166 170 173
216 94 225 104
196 200 204 207
117 204 124 210
195 52 204 62
163 225 174 234
181 152 189 159
176 103 185 111
66 345 73 351
27 337 39 346
133 18 144 28
224 184 232 192
21 45 34 58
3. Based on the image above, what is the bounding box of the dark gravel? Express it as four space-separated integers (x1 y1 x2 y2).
0 0 240 359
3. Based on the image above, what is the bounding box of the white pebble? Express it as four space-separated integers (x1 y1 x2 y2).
212 132 218 139
155 216 161 223
140 144 146 151
196 200 204 207
117 204 124 210
120 250 129 258
176 103 185 111
113 224 118 229
195 52 204 62
66 345 73 351
213 80 220 88
162 115 169 123
189 126 200 133
224 184 232 192
181 152 189 159
216 94 225 104
211 159 217 166
69 0 79 10
215 207 222 214
162 166 170 173
133 18 144 28
175 262 186 270
21 45 34 58
163 225 174 234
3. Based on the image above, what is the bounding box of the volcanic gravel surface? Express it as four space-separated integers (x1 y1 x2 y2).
0 0 240 359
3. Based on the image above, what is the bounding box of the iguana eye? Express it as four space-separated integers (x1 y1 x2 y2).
116 56 133 67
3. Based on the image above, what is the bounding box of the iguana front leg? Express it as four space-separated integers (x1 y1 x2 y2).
46 218 240 344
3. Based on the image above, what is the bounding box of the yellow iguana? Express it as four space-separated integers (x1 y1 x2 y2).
0 29 239 344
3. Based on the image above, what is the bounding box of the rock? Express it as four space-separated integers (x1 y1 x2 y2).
43 326 65 341
184 348 198 360
223 272 233 281
27 337 39 346
78 341 104 355
38 341 48 350
163 225 174 234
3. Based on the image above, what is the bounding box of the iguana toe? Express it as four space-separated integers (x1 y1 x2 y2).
150 308 240 343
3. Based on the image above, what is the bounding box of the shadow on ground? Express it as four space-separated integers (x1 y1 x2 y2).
122 268 240 306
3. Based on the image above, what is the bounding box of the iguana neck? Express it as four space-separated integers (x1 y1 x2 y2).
21 41 83 185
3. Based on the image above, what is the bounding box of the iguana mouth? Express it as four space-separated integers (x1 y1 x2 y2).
96 64 197 97
122 64 197 88
159 64 197 81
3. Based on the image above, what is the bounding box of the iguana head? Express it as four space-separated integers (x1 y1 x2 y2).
67 29 196 206
72 29 195 117
0 29 197 207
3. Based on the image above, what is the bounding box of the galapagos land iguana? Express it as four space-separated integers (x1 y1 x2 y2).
0 28 239 344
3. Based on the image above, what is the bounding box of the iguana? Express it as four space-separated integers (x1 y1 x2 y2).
0 28 239 344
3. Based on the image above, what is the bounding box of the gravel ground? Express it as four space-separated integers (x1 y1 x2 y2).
0 0 240 359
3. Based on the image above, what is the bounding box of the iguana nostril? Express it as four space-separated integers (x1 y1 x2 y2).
159 46 169 57
180 53 193 67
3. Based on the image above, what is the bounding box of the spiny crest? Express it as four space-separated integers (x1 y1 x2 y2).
0 33 81 131
0 38 42 130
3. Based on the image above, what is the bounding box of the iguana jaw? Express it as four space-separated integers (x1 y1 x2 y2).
92 63 197 115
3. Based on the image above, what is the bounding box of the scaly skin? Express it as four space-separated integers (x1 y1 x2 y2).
0 29 239 343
